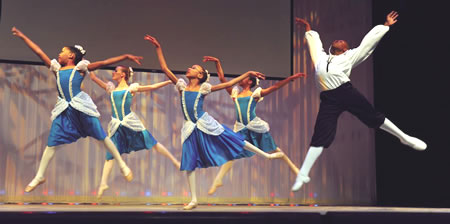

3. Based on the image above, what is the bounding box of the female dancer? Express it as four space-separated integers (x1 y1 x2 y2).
89 66 181 198
292 11 426 191
203 56 305 195
144 34 284 210
12 27 141 192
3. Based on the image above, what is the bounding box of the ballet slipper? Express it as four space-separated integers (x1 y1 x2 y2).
291 173 310 192
207 181 223 195
97 185 109 199
183 201 198 210
401 136 427 151
120 166 133 182
25 178 46 193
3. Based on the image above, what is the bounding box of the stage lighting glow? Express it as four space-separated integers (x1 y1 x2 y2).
145 191 151 196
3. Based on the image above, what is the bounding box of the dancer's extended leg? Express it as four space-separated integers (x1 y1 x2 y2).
291 146 323 191
380 118 426 151
243 141 284 159
208 161 233 195
153 143 181 169
97 159 114 199
275 148 299 174
102 137 133 181
25 146 57 192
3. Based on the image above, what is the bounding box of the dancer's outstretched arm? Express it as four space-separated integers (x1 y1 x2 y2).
294 18 325 67
134 80 172 93
211 71 265 92
144 34 178 84
88 54 143 71
11 27 51 68
260 73 306 97
203 56 232 95
349 11 398 68
89 72 108 91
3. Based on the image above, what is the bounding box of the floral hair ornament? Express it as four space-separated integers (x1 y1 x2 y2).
74 45 86 55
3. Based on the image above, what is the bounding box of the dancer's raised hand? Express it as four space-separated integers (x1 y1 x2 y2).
384 11 399 26
144 34 161 48
295 18 311 31
203 56 219 63
11 27 25 38
248 71 265 80
126 54 143 65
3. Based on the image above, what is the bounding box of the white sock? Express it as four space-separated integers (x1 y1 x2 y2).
299 146 323 177
29 146 56 186
380 118 408 142
380 118 427 150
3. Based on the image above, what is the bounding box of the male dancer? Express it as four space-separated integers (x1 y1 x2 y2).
292 11 426 191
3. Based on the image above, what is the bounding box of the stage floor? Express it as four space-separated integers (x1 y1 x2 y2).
1 204 450 213
2 204 450 224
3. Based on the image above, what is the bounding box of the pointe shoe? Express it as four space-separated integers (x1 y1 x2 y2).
120 166 133 182
208 181 223 195
97 185 109 199
268 152 285 159
291 173 310 192
401 136 427 151
25 178 46 193
183 202 198 210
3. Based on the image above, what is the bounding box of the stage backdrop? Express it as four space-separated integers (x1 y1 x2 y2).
0 0 376 205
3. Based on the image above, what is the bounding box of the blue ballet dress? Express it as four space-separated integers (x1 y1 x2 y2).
105 85 157 160
232 89 277 158
177 80 246 171
47 60 106 147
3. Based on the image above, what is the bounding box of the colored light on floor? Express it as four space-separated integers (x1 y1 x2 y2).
145 191 151 196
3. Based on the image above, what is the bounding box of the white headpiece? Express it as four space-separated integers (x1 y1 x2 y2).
74 45 86 55
255 78 260 86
